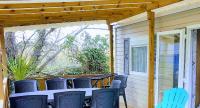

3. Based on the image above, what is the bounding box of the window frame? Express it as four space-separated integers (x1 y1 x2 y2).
129 44 148 75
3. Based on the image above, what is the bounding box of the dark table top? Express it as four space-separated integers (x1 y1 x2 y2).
10 88 99 102
90 74 113 80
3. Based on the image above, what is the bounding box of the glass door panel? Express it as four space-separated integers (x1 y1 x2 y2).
156 30 185 103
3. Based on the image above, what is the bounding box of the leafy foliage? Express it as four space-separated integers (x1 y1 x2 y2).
75 35 109 74
83 35 109 51
64 35 76 48
8 56 35 80
76 48 109 74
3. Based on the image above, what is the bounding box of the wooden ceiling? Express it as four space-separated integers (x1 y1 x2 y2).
0 0 182 27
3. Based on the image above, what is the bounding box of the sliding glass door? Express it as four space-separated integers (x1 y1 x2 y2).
155 30 185 104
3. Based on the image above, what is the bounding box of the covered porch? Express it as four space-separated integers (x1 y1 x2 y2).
0 0 182 108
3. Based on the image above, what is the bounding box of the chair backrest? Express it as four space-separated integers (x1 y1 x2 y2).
14 80 38 93
54 91 85 108
73 78 92 88
46 78 67 90
114 75 128 88
156 88 189 108
91 88 119 108
9 95 48 108
110 80 121 89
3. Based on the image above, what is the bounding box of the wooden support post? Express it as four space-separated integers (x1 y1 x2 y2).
147 11 155 108
0 25 5 100
107 21 114 74
196 30 200 107
0 26 7 76
0 25 8 108
0 70 3 100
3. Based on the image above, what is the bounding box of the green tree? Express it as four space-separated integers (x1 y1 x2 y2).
76 48 109 74
75 35 109 74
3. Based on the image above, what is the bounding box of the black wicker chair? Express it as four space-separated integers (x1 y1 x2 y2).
114 75 128 108
14 80 38 93
110 80 121 89
73 78 92 88
91 88 119 108
46 78 67 90
54 91 85 108
10 95 48 108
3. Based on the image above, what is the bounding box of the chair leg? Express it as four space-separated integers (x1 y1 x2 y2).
122 91 127 108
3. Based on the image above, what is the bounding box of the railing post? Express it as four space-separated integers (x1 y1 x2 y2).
147 11 155 108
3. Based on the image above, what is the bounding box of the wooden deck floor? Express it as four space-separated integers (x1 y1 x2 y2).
119 97 134 108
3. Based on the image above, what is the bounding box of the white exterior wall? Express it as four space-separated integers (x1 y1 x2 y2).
115 7 200 108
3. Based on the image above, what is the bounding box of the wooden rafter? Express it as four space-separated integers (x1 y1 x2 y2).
0 3 148 15
0 0 154 9
0 8 144 20
0 0 182 27
0 8 144 27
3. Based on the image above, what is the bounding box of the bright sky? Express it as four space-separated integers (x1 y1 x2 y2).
14 24 109 44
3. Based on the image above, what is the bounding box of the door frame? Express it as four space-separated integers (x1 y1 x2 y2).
155 29 186 105
186 24 200 108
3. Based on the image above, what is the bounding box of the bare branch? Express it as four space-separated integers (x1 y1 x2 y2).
55 25 89 43
21 31 37 56
36 48 63 73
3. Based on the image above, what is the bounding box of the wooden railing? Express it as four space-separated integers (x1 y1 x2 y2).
33 74 113 90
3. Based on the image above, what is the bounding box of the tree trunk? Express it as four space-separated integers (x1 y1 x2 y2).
31 28 55 66
5 32 17 60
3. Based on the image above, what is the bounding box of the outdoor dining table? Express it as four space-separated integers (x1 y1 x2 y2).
10 88 99 103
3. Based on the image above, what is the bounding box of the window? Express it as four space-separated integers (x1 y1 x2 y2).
131 46 147 73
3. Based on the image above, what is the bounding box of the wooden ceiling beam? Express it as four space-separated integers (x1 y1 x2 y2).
1 9 138 27
0 11 138 27
0 0 183 27
3 16 120 27
2 14 125 22
0 0 156 9
0 3 147 15
0 8 145 20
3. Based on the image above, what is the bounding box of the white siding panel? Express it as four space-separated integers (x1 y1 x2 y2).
115 7 200 108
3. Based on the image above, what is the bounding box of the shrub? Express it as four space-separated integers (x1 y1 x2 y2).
76 48 109 74
8 56 35 80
